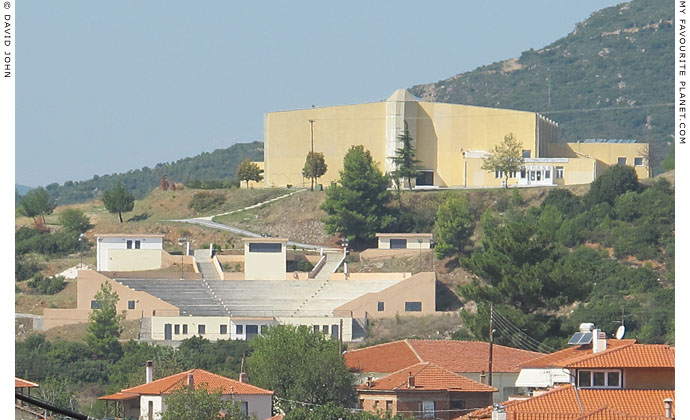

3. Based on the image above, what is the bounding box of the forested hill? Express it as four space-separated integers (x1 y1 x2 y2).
39 141 264 205
410 0 673 172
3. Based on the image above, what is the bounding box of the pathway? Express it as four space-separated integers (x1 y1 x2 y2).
169 188 329 250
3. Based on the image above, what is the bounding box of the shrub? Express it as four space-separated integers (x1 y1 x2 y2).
58 208 92 233
188 192 226 213
15 255 43 281
586 165 640 206
28 275 66 295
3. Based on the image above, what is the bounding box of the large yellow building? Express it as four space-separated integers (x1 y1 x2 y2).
263 89 650 188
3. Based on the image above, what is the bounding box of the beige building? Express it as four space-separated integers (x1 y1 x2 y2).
263 90 649 189
242 237 287 280
96 234 165 272
376 233 433 250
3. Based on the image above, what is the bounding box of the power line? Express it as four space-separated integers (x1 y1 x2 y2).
492 309 558 353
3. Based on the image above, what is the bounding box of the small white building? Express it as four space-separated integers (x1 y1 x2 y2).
242 237 287 280
375 233 433 250
96 234 165 271
100 367 273 420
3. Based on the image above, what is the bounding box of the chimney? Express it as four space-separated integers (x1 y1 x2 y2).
479 371 487 384
491 404 507 420
407 373 415 389
366 377 373 388
592 329 607 353
239 372 248 383
145 360 154 384
664 398 673 419
187 372 194 388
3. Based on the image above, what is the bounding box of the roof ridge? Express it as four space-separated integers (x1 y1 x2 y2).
404 339 424 363
564 341 638 367
348 340 407 353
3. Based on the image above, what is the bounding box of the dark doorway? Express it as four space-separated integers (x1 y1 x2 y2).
390 239 407 249
164 324 172 340
416 171 434 186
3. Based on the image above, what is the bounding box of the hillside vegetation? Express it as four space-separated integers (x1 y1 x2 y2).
34 141 264 206
410 0 673 172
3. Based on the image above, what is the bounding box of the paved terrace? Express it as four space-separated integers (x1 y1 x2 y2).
115 278 401 318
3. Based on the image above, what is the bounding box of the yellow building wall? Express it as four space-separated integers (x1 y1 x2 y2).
108 249 162 271
463 158 520 188
415 102 544 187
560 158 598 186
565 142 650 179
264 102 386 188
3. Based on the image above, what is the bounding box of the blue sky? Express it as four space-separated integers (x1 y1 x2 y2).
16 0 624 187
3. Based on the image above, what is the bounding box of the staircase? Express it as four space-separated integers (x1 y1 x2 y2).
194 249 220 280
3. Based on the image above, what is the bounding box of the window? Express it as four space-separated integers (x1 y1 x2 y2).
240 402 248 416
322 325 329 334
377 301 385 312
126 240 132 249
450 400 465 410
422 401 435 419
332 324 339 339
634 157 644 166
386 401 393 413
135 240 141 249
536 171 542 181
174 324 180 335
246 325 258 339
198 324 206 335
577 370 622 388
520 168 526 178
416 171 434 186
555 166 564 179
545 170 551 179
314 325 320 333
530 171 536 181
220 324 227 334
183 324 188 334
90 300 101 309
248 243 282 253
522 150 531 158
617 157 627 165
405 302 422 312
389 239 407 249
128 300 135 309
495 170 501 179
359 399 364 409
236 324 244 335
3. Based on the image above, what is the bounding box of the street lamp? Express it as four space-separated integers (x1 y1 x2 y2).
78 233 85 270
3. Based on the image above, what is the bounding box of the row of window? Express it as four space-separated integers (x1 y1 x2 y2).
577 369 621 388
91 300 136 309
164 323 267 336
376 302 422 312
619 157 644 166
126 240 141 249
312 324 340 339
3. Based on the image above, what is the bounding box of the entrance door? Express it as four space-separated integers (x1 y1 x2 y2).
164 324 172 340
422 401 435 418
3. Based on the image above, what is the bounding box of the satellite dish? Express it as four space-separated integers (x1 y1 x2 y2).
615 325 626 340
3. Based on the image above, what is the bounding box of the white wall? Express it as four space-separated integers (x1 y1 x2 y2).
221 394 273 420
97 236 164 271
140 395 163 420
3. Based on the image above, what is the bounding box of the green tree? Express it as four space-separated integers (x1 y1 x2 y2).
433 194 474 258
18 187 57 225
58 208 92 233
480 133 523 188
102 182 135 223
85 283 125 360
661 146 674 171
161 386 248 420
236 159 263 188
302 152 328 191
247 325 355 413
389 126 421 191
586 164 640 206
321 145 394 242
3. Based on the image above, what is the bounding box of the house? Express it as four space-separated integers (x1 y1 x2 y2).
465 326 675 419
344 339 543 403
516 325 674 391
262 89 650 189
375 233 433 250
100 365 273 420
96 234 165 271
357 362 496 420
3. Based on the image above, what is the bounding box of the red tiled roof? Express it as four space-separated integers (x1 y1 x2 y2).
345 340 543 374
15 377 39 388
519 340 637 369
573 406 669 420
463 385 674 419
100 369 272 399
565 345 674 369
357 362 496 392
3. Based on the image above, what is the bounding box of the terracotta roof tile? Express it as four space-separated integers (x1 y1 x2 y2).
101 369 272 398
345 340 542 374
573 407 668 420
15 377 39 388
357 362 496 392
464 385 674 419
519 340 637 368
565 345 674 369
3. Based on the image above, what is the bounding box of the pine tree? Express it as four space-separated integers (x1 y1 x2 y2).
389 125 421 191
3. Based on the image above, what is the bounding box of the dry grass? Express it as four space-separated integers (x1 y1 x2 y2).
352 313 466 349
15 280 78 315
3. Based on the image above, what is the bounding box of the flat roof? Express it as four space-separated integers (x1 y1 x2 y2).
97 234 165 238
375 233 432 238
242 237 288 243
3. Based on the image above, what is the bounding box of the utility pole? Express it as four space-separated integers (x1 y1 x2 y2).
488 304 494 386
308 119 315 191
